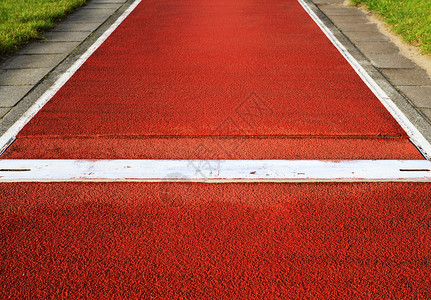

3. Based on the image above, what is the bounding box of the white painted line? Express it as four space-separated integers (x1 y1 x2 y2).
0 160 430 182
0 0 143 152
0 137 15 156
298 0 431 160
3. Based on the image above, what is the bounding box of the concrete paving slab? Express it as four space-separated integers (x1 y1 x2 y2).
17 42 81 55
1 54 66 69
336 23 379 32
313 0 344 4
52 21 100 32
42 31 91 42
80 7 119 16
343 31 390 42
0 69 50 85
66 14 110 23
327 15 368 23
355 41 399 54
421 108 431 122
381 69 431 86
73 7 117 16
0 86 33 107
398 86 431 108
82 3 123 9
368 53 416 69
319 6 367 16
0 108 10 119
89 0 127 3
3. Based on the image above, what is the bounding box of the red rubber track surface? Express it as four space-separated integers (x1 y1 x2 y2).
1 182 430 298
1 0 423 159
2 136 424 159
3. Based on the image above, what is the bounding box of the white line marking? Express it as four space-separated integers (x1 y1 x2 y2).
0 137 15 156
0 160 430 182
0 0 143 152
298 0 431 159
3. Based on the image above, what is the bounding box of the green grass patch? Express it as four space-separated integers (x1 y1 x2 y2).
351 0 431 55
0 0 87 56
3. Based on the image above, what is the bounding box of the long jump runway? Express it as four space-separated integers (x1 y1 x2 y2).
1 0 431 297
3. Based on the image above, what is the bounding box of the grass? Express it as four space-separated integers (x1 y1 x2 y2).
351 0 431 55
0 0 87 56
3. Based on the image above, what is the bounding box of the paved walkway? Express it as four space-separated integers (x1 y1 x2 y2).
1 0 431 144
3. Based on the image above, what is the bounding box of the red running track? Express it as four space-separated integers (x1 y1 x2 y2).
1 182 431 298
0 0 423 159
1 1 430 297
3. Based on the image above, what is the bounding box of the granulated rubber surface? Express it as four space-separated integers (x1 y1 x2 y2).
1 136 424 159
1 182 430 298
